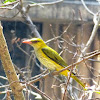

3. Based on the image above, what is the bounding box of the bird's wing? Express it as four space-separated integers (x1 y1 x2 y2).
42 47 67 67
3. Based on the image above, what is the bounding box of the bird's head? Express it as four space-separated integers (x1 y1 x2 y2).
22 38 46 50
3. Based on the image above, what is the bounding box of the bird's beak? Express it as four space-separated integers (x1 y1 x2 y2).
22 39 32 44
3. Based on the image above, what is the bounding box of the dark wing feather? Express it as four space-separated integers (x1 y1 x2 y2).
42 47 67 67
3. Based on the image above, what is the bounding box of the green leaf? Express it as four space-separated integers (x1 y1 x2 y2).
3 0 16 4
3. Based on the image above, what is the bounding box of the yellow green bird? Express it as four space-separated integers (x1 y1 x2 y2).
22 38 86 89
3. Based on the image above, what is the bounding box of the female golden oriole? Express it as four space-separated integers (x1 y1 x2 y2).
22 38 86 89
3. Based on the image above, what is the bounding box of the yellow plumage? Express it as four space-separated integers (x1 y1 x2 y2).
22 38 86 89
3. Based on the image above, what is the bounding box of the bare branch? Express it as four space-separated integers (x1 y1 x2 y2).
53 51 100 77
23 89 42 99
0 84 9 89
78 13 100 61
26 0 63 12
81 0 95 15
0 75 8 80
27 83 53 100
63 65 74 100
17 2 42 38
29 51 100 86
0 2 19 10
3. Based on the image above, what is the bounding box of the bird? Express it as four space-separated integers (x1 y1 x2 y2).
22 38 86 89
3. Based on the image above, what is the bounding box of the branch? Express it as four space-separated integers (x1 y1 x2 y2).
0 23 25 100
0 0 42 38
23 89 42 100
0 75 8 80
29 51 100 84
62 65 73 100
27 83 53 100
81 0 95 15
0 2 19 10
26 0 63 12
78 12 100 61
53 51 100 76
17 1 42 39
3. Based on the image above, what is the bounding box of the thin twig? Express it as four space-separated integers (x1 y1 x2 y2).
0 2 19 10
26 0 63 12
62 65 74 100
78 12 100 61
23 88 42 99
17 1 42 39
13 63 25 80
0 90 12 94
29 72 50 84
81 0 95 15
53 51 100 76
30 69 48 80
0 84 9 89
0 76 8 80
27 83 53 100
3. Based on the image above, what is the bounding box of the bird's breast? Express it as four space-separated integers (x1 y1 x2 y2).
35 49 58 70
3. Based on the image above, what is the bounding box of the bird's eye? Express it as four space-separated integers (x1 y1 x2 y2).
32 40 39 43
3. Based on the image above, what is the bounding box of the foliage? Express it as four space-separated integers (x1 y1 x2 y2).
3 0 16 4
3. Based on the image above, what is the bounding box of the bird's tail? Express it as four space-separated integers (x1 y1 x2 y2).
57 68 87 90
71 74 87 90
